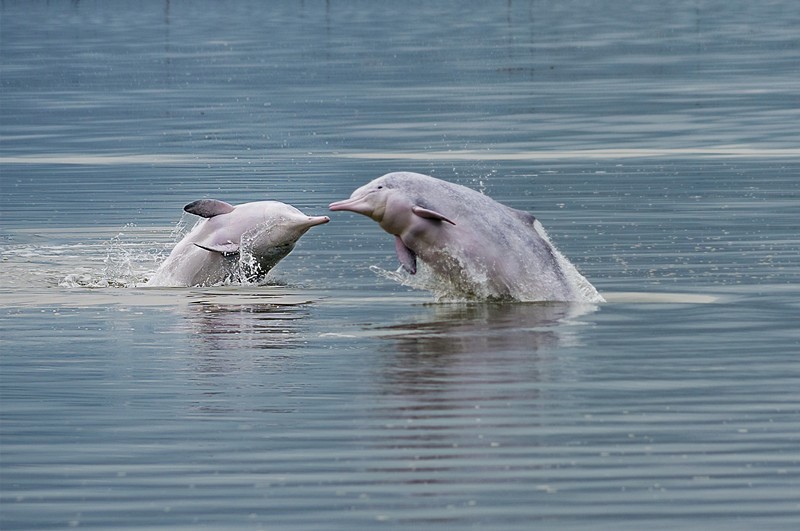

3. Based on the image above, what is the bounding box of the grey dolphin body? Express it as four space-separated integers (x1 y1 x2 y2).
329 172 603 302
147 199 329 287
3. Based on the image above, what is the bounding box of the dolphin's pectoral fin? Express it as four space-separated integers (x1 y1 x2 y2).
194 242 240 256
412 206 456 225
394 236 417 274
184 199 236 218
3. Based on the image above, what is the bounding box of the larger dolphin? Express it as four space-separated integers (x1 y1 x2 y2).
147 199 329 287
329 172 603 302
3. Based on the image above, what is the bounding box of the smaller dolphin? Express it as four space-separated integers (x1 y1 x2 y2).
329 172 603 302
147 199 329 287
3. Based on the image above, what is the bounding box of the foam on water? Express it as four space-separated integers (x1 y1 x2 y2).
0 226 160 290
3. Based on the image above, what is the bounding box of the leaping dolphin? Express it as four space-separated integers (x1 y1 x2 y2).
330 172 603 302
147 199 329 287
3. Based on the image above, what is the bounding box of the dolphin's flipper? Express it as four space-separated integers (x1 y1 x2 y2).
184 199 236 218
394 236 417 274
412 206 456 225
194 242 240 256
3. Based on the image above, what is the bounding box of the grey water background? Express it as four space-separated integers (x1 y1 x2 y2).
1 0 799 528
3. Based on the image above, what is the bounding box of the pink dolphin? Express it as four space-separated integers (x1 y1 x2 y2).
148 199 329 287
330 172 603 302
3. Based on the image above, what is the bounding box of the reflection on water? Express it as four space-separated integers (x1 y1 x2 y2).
183 299 309 353
179 299 312 417
381 303 588 380
376 302 593 397
369 303 590 481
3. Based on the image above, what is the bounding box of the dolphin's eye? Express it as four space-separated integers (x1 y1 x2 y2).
377 186 383 190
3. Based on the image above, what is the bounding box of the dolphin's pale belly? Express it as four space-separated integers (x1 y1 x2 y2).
146 242 237 287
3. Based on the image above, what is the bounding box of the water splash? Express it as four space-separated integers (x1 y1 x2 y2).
371 260 528 303
370 224 605 304
532 221 606 304
59 225 165 288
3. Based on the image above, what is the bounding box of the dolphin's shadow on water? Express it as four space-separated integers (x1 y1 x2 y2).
370 302 597 399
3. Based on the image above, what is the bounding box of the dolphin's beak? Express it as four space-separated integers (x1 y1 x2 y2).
329 196 371 216
304 215 330 227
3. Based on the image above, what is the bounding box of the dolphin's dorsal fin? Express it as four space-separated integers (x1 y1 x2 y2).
184 199 236 218
394 236 417 274
412 206 456 225
194 242 240 256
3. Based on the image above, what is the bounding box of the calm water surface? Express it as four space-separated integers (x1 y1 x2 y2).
1 1 799 529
